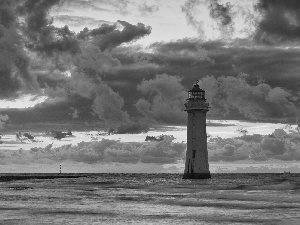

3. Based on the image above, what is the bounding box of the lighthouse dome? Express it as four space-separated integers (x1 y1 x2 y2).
188 84 205 100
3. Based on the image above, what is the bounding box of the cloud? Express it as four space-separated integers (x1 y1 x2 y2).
59 0 110 12
182 0 204 36
2 128 299 166
208 0 234 37
71 41 300 124
54 15 112 29
136 74 187 124
47 69 130 128
128 66 299 124
182 0 300 44
149 39 214 64
10 20 149 129
108 40 300 116
7 36 300 125
18 0 80 56
1 1 152 128
113 39 300 95
74 45 121 75
209 0 233 26
18 0 61 32
181 0 234 39
33 70 130 128
80 20 151 51
92 83 130 128
182 0 259 40
0 135 186 165
138 2 159 15
209 128 300 162
200 74 299 122
77 24 117 40
0 1 15 29
255 0 300 44
104 0 130 15
0 1 39 98
116 121 149 134
2 0 300 128
58 0 132 15
69 107 79 119
0 114 9 130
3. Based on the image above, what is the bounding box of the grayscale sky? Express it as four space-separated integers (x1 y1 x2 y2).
0 0 299 173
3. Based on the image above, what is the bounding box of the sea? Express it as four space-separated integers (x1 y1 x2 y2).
0 173 300 225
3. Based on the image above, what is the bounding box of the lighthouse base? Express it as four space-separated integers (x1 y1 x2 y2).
182 173 211 179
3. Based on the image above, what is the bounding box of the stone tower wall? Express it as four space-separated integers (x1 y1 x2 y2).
184 109 210 174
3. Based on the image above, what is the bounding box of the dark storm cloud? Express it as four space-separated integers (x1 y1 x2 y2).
140 39 300 92
79 20 151 51
31 56 127 128
18 0 60 32
0 67 21 98
3 95 94 126
2 0 300 128
0 136 185 165
77 24 117 39
128 66 299 124
64 44 132 128
255 0 300 44
18 0 80 56
74 45 121 75
0 0 16 28
113 39 298 87
27 20 151 129
89 37 298 124
1 0 153 129
0 1 39 98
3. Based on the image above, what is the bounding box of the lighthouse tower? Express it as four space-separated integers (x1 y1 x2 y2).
183 80 211 179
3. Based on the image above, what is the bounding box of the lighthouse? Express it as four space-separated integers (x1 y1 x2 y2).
183 80 211 179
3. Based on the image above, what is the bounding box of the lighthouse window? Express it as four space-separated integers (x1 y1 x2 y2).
200 92 204 99
192 150 196 159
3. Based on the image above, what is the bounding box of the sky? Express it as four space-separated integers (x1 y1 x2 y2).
0 0 300 173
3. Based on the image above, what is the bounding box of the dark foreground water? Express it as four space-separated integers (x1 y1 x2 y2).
0 173 300 225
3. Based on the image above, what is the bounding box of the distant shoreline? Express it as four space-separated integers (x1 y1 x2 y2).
0 173 87 182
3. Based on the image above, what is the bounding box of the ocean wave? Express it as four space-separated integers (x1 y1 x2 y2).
160 198 300 210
